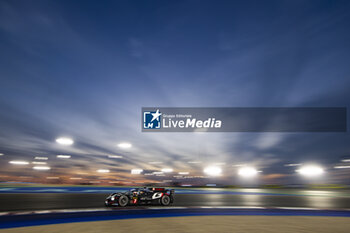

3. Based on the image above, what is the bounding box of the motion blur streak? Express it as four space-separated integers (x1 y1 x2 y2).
1 189 350 212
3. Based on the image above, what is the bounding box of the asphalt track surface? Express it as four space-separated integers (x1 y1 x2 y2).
1 192 350 212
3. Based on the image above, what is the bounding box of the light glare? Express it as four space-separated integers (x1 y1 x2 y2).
284 163 301 167
9 161 29 165
32 161 47 165
33 166 51 170
204 166 222 176
238 167 258 177
334 166 350 169
161 168 173 173
108 155 123 158
56 137 74 145
57 155 71 159
297 165 324 177
178 172 189 175
97 169 110 173
117 142 132 149
131 169 143 174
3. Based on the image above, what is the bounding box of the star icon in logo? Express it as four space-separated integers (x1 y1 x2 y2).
151 109 162 122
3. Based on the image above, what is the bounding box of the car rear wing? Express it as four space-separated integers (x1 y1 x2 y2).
152 188 165 191
151 187 175 195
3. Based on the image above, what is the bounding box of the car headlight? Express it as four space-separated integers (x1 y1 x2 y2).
111 196 115 201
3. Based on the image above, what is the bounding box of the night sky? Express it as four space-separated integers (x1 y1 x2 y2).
0 0 350 185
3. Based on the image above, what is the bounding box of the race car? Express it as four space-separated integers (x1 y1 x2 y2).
105 187 175 207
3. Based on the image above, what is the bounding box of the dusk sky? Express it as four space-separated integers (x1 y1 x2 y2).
0 0 350 185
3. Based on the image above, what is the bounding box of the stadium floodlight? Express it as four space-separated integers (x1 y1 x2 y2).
0 153 4 156
35 157 48 160
32 161 47 165
56 137 74 145
9 160 29 165
161 168 173 173
203 166 222 176
33 166 51 170
57 155 71 159
117 142 132 149
296 165 324 177
334 166 350 169
108 155 123 158
178 172 189 175
238 167 258 177
97 169 110 173
131 169 143 174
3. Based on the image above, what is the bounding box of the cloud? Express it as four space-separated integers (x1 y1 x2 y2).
0 0 350 184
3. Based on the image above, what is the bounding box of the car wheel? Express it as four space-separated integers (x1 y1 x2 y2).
160 195 171 206
118 195 129 207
